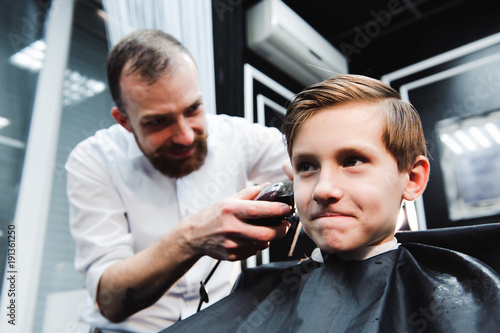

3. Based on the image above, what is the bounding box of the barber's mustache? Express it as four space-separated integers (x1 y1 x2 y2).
171 143 195 151
156 134 207 153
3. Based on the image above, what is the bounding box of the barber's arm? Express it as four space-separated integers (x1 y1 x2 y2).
95 184 290 323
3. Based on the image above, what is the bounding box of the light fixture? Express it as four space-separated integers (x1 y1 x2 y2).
485 122 500 144
468 126 491 148
62 69 106 106
454 130 477 151
440 133 463 155
9 40 46 72
0 116 10 130
9 40 106 106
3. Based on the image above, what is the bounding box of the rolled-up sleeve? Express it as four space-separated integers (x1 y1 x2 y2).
66 140 134 302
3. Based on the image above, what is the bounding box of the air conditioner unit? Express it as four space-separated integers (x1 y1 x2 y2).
246 0 348 86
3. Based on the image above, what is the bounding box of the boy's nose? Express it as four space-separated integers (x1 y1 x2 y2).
312 171 344 204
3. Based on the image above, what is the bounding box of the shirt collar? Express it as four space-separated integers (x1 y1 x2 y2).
126 131 144 160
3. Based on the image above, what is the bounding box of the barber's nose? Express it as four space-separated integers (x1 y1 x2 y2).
172 118 195 146
312 170 344 204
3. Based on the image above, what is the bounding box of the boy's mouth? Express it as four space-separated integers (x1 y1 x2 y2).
312 211 353 221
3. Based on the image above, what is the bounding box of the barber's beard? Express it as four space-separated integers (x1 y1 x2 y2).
140 134 208 179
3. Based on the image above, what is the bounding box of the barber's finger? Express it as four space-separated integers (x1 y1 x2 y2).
230 238 270 251
232 199 291 220
254 240 270 251
231 183 271 200
225 240 270 261
235 219 290 242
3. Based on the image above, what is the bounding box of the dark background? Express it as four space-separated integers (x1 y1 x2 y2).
212 0 500 230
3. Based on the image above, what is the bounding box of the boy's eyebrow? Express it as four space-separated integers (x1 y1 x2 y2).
291 152 316 164
292 145 379 162
336 145 378 156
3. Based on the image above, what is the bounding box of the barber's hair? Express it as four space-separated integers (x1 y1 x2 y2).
106 29 194 112
283 74 427 173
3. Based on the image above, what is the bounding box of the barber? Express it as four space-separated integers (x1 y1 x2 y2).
66 29 290 332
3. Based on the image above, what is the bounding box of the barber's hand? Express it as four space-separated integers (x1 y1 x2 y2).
180 184 291 261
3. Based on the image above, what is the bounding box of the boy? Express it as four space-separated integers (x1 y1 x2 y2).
164 75 500 332
284 74 429 261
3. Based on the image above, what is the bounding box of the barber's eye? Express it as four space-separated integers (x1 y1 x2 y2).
143 118 174 131
145 119 165 128
187 103 202 116
148 119 162 126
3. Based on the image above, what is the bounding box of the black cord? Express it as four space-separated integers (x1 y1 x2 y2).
197 259 222 312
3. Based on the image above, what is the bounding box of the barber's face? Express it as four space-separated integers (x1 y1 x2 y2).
113 54 207 178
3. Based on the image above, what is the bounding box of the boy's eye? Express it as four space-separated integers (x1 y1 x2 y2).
296 162 316 173
344 157 364 167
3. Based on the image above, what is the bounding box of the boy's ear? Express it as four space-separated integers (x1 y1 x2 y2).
282 159 294 181
403 155 430 201
111 107 132 132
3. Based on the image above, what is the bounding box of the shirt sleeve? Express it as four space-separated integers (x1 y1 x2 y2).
66 140 135 302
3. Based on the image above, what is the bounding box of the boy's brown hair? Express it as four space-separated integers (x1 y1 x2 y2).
282 74 427 173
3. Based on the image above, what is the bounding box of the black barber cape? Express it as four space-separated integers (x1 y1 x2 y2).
163 223 500 332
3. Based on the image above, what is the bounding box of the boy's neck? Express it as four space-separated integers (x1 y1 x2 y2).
312 237 400 263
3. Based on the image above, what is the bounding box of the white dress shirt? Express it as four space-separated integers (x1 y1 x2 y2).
66 113 288 332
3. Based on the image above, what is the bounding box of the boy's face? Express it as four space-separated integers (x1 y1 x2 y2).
291 102 410 254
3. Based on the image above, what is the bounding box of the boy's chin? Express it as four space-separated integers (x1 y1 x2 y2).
308 230 356 253
315 240 356 255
